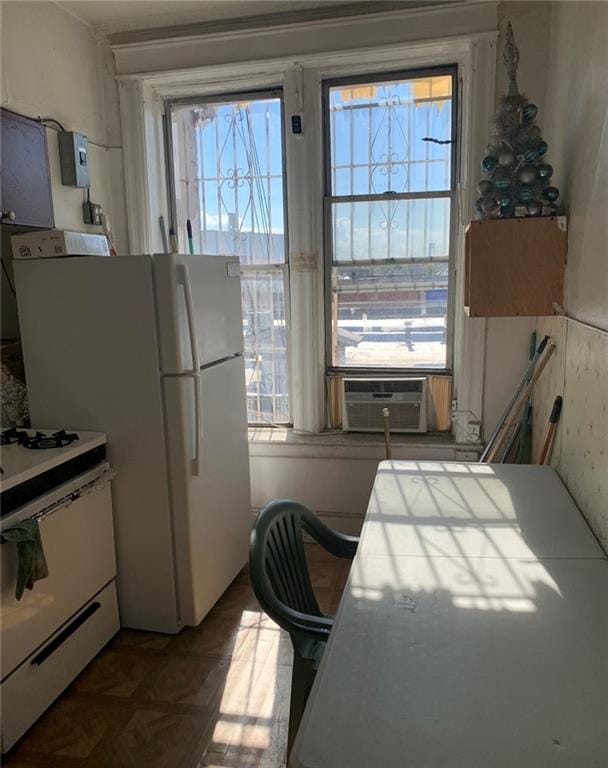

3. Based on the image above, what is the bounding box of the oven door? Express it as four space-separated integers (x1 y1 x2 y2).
0 465 117 676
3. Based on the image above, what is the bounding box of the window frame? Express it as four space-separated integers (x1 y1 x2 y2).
165 88 293 426
322 65 459 376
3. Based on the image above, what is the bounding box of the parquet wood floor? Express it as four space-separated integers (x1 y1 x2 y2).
3 545 351 768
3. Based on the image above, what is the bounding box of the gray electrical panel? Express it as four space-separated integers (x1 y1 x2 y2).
58 131 90 187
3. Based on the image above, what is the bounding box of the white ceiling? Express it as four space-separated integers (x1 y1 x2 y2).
55 1 398 36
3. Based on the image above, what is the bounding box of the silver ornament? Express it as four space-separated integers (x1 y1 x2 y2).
478 180 493 195
498 150 515 167
481 195 498 212
526 201 542 216
518 165 537 185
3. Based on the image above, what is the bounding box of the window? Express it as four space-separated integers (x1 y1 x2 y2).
324 69 457 370
168 92 290 424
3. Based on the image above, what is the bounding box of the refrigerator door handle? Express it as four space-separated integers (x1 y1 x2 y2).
191 373 203 477
176 264 200 373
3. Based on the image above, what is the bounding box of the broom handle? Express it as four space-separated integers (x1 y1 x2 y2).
538 396 563 464
486 344 556 462
538 423 557 466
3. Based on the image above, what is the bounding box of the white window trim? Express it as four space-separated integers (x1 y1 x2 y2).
117 32 496 439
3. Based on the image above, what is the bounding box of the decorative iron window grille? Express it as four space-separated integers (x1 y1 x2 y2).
168 91 290 425
324 68 458 371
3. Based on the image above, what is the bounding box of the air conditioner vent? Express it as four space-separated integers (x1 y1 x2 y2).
344 380 383 394
383 380 423 394
342 377 427 433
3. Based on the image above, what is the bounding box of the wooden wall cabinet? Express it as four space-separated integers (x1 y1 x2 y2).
464 217 566 317
1 108 54 229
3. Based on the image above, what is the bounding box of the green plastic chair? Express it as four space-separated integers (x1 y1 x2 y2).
249 499 359 755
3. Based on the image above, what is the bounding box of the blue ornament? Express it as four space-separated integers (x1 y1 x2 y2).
498 193 512 209
537 141 548 156
521 103 538 123
543 186 560 202
537 163 553 180
494 175 512 190
482 155 498 172
524 145 541 162
516 185 534 203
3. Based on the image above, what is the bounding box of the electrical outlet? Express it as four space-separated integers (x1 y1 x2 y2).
82 201 103 226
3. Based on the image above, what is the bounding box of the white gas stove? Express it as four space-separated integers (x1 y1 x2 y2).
0 427 119 752
0 428 107 528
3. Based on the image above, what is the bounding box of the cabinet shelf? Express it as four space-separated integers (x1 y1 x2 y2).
464 217 566 318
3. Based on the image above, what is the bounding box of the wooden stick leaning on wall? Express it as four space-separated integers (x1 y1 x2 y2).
516 332 538 464
538 395 563 465
383 408 392 460
485 344 557 463
480 334 549 462
498 334 535 463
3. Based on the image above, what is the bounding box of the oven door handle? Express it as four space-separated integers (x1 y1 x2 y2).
31 601 101 666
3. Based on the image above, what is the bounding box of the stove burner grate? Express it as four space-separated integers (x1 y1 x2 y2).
0 428 30 446
0 428 79 450
24 430 80 450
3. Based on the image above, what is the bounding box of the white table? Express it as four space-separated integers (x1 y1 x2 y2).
291 461 608 768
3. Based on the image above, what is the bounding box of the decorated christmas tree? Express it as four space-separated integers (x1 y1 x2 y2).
475 22 560 219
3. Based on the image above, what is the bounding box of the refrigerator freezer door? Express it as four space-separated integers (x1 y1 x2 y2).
154 254 244 373
163 355 251 626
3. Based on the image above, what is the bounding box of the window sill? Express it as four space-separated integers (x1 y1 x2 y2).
248 427 481 460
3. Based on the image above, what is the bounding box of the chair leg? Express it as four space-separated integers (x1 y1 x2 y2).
287 651 317 761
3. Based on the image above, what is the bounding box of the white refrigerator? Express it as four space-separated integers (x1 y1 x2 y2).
14 254 252 633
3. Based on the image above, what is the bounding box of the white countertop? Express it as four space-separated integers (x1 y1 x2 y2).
291 461 608 768
0 430 106 492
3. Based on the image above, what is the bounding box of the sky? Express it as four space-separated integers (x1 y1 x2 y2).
174 75 453 263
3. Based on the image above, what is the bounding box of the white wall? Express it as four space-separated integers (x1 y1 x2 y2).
531 1 608 551
250 435 479 533
543 2 608 331
482 2 551 439
111 1 499 75
1 1 128 338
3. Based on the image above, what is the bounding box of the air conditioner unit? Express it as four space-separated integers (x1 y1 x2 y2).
342 377 427 433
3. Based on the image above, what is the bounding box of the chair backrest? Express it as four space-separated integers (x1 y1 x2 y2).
250 500 333 641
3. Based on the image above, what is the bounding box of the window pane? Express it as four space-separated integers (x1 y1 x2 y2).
332 198 451 262
171 98 286 266
242 271 290 423
331 263 448 368
328 74 453 194
170 94 290 423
